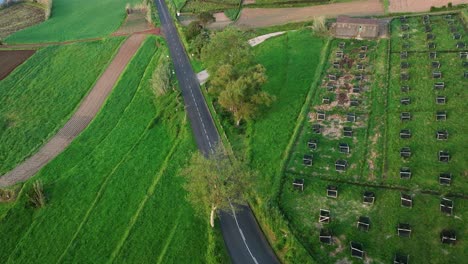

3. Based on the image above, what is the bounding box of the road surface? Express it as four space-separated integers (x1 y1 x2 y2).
154 0 280 263
0 34 147 187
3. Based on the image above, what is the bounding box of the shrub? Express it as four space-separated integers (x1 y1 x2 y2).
311 16 327 35
0 188 16 202
150 56 172 96
28 181 46 208
33 0 53 20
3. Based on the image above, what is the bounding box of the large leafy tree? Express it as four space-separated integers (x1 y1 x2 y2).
180 145 252 228
202 28 274 126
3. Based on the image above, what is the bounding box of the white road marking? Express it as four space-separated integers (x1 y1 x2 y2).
230 203 259 264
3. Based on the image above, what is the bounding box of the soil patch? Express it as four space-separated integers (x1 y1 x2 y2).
0 3 45 39
0 50 35 80
113 11 158 36
236 0 384 28
389 0 467 13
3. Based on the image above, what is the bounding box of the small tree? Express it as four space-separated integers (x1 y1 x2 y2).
181 145 252 227
150 55 172 96
28 181 46 208
186 21 202 41
198 12 215 25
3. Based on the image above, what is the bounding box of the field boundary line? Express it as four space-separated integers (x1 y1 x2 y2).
56 117 156 263
360 39 390 180
382 19 393 178
284 170 468 199
107 128 182 263
155 211 183 264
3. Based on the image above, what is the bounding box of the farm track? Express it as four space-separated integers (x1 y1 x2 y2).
236 0 384 28
0 34 147 187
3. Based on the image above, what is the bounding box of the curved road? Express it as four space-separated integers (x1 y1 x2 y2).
154 0 280 263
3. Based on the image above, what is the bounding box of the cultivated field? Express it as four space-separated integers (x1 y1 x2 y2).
0 38 124 176
5 0 140 43
0 50 35 80
0 37 220 263
280 13 467 263
0 3 44 39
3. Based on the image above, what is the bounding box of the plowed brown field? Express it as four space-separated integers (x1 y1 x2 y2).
0 50 35 80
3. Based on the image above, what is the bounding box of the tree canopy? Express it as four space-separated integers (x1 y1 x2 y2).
180 145 252 227
201 28 274 126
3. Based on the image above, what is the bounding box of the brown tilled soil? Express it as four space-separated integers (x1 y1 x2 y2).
0 50 35 80
0 4 44 39
236 0 384 28
113 11 160 36
0 34 147 187
389 0 468 13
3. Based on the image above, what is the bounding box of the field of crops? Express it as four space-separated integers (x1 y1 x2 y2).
280 13 467 263
0 3 45 39
0 37 220 263
6 0 140 43
0 38 124 176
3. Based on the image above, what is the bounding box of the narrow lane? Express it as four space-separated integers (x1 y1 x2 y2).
153 0 280 263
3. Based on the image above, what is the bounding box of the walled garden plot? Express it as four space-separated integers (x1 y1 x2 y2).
287 39 387 182
391 14 468 52
281 175 468 263
387 14 468 193
280 13 467 264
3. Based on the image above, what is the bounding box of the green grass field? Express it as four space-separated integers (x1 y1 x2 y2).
0 36 220 263
5 0 140 43
0 38 124 176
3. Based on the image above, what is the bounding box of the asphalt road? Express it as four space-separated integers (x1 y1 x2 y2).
154 0 280 263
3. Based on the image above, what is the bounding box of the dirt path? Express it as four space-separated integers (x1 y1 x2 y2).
389 0 468 13
236 0 385 28
0 34 147 187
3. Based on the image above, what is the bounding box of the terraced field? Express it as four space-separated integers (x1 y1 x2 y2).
0 37 219 263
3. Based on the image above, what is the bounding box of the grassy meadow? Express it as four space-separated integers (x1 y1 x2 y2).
0 36 221 263
5 0 140 43
0 38 124 176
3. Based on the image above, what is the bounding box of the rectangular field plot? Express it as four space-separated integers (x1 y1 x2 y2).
281 175 468 264
386 42 468 193
391 14 468 52
287 39 388 181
